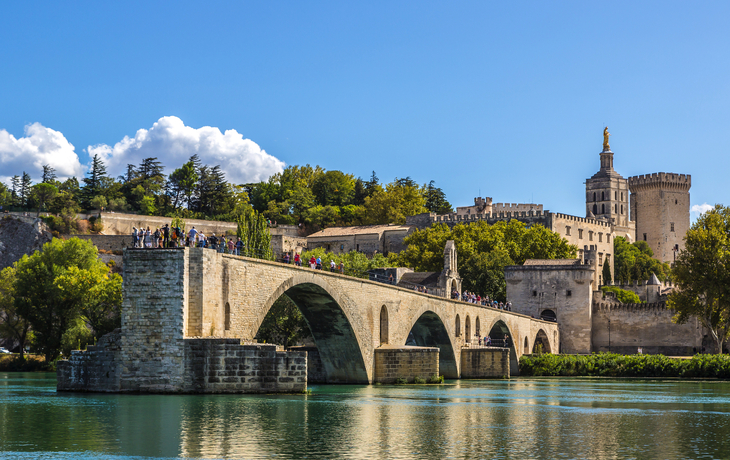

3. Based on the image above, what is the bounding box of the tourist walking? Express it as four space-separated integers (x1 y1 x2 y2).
235 237 243 255
162 224 170 248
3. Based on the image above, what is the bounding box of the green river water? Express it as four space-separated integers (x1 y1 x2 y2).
1 372 730 459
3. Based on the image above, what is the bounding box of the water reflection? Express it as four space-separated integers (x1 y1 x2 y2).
2 373 730 459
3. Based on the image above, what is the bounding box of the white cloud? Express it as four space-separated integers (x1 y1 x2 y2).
88 116 285 184
0 122 85 184
691 203 714 220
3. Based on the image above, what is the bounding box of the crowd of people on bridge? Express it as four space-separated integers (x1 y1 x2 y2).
132 225 246 255
451 290 512 311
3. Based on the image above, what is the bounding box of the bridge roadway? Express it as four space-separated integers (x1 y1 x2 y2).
123 248 558 384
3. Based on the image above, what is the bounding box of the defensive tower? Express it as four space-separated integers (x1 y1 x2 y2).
628 172 691 263
585 129 630 228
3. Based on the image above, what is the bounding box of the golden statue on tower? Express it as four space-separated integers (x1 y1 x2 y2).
603 127 610 150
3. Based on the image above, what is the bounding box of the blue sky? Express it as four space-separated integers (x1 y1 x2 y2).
1 1 727 219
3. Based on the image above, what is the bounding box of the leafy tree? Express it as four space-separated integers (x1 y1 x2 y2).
54 265 122 341
90 195 108 211
13 238 103 361
312 170 355 206
668 205 730 354
614 236 670 283
42 165 57 183
140 195 156 215
237 208 273 260
167 158 199 210
0 266 32 358
424 180 453 214
0 182 10 208
601 285 641 303
255 295 312 348
361 178 427 225
396 220 576 301
31 183 58 216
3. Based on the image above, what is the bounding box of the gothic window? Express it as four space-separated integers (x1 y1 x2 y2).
593 192 596 201
602 204 605 214
621 204 623 214
593 204 597 215
602 191 605 201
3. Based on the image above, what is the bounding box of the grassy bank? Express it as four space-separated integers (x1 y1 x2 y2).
520 353 730 378
0 355 53 372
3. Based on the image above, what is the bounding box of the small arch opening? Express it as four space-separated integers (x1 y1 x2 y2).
455 314 461 337
475 317 481 338
540 309 557 322
380 305 389 345
524 337 529 354
225 302 231 331
465 316 471 343
533 329 552 354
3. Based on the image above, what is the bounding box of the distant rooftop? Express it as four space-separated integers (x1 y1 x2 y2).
308 224 413 238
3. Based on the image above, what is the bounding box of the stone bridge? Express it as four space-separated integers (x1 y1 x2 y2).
118 248 557 387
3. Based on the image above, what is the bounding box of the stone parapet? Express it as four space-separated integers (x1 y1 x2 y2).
628 172 691 191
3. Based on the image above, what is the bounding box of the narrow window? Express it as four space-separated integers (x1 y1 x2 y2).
579 229 583 239
615 204 617 213
671 222 675 232
589 231 594 241
566 226 571 236
615 191 618 200
621 192 624 201
602 191 605 201
643 233 647 241
593 204 597 215
380 305 389 344
455 314 461 337
532 290 537 297
593 192 596 201
598 232 603 242
225 302 231 331
566 290 572 296
602 204 605 214
606 234 611 243
599 253 603 266
621 204 623 214
675 199 678 205
475 317 481 336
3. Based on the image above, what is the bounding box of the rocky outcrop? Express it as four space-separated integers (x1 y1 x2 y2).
0 216 52 270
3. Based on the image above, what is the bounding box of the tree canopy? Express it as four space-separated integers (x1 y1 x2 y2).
395 220 577 301
613 237 670 284
668 205 730 354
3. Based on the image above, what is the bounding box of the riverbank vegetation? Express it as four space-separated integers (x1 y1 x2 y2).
519 353 730 378
0 354 51 372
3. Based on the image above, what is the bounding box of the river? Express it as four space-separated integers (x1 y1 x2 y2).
1 372 729 459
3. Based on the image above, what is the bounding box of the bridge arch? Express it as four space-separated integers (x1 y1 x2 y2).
486 318 519 375
257 274 369 384
406 310 458 379
533 329 552 354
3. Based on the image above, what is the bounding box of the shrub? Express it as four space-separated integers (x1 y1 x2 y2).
395 378 408 385
428 375 445 384
601 286 642 304
414 376 427 384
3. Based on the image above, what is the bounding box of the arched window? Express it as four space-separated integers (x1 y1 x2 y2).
621 204 623 214
465 316 471 343
524 337 529 354
593 192 596 202
602 191 605 201
380 305 389 344
593 204 597 214
475 317 481 337
602 204 605 214
455 314 461 337
225 302 231 331
615 204 617 213
615 191 618 200
621 192 624 201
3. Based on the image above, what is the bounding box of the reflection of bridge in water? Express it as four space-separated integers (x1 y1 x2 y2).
178 248 557 382
58 248 558 393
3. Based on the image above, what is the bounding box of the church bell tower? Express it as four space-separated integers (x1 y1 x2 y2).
585 127 630 227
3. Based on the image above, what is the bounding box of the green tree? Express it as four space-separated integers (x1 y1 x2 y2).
81 154 108 208
614 236 669 284
312 170 355 206
19 172 33 207
0 266 32 358
361 178 427 225
54 265 122 341
424 180 453 214
41 165 57 183
31 183 58 215
13 238 103 361
601 285 641 303
167 158 199 210
668 205 730 354
396 220 576 301
140 195 156 215
602 260 612 285
237 208 273 260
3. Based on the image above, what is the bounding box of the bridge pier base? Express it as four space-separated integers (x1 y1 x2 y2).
373 346 440 383
460 347 510 379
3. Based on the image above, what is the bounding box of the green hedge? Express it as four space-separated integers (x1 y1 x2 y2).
519 353 730 378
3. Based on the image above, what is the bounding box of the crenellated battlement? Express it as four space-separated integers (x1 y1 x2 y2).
628 172 691 191
554 213 612 228
491 203 543 212
592 300 671 313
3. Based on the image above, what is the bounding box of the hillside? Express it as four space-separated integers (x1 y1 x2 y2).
0 216 53 270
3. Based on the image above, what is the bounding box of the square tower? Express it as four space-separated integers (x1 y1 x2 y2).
585 145 630 227
628 173 691 263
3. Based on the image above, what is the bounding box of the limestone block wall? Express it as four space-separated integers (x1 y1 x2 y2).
97 212 237 237
184 340 306 393
57 329 122 392
288 346 326 383
119 248 189 392
460 347 510 378
506 263 594 354
373 346 439 383
592 302 701 355
69 234 131 252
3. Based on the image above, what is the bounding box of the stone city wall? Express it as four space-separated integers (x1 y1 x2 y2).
57 329 122 392
591 301 702 355
70 234 130 252
373 346 439 383
96 212 238 236
184 339 306 393
460 347 510 378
